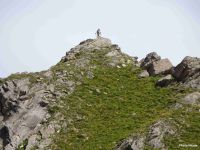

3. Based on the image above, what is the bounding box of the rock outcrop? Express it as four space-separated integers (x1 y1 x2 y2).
148 59 173 76
0 37 138 149
181 92 200 106
1 36 200 149
173 56 200 89
140 52 173 76
115 120 175 150
0 78 57 149
116 135 145 150
0 79 30 119
156 74 173 87
140 52 161 69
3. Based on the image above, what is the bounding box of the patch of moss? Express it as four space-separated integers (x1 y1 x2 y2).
17 139 28 150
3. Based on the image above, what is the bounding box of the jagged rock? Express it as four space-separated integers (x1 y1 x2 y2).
105 46 132 67
26 134 40 150
148 59 173 76
47 84 55 94
116 120 175 150
146 120 175 149
156 74 173 87
42 70 53 79
0 79 30 118
116 135 145 150
0 80 53 149
38 138 52 149
61 37 112 62
15 79 29 96
140 52 173 76
173 56 200 89
75 58 90 68
106 50 121 57
138 70 149 78
181 92 200 106
79 39 94 45
40 124 55 139
173 56 200 81
140 52 161 69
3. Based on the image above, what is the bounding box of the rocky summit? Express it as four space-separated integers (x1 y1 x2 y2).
0 37 200 150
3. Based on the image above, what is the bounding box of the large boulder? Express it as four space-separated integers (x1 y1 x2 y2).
173 56 200 89
173 56 200 81
140 52 173 76
147 59 173 76
140 52 161 69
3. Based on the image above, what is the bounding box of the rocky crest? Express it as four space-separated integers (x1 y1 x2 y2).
0 37 200 150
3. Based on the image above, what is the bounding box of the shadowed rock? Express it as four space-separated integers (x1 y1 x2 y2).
173 56 200 89
156 74 173 87
140 52 161 69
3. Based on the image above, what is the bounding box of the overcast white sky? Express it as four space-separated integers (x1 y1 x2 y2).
0 0 200 77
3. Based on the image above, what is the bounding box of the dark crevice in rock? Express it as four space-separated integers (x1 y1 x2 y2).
0 126 12 149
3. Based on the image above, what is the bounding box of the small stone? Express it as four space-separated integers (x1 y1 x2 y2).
122 64 126 67
138 70 149 78
156 74 173 87
96 89 101 93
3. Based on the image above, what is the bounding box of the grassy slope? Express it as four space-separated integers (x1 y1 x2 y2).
50 55 198 150
2 46 199 150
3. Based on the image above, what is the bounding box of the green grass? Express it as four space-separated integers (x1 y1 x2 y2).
2 46 198 150
49 63 190 150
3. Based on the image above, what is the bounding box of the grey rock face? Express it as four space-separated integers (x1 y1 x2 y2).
140 52 173 76
173 56 200 89
156 74 173 87
116 120 175 150
146 120 175 149
0 78 54 149
116 135 145 150
4 84 49 149
0 79 30 118
138 70 149 78
181 92 200 106
61 37 112 62
173 56 200 81
140 52 161 69
148 59 173 76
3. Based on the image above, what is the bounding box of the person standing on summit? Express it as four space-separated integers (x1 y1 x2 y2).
96 28 101 38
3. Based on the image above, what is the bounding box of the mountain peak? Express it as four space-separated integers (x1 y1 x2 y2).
0 37 200 150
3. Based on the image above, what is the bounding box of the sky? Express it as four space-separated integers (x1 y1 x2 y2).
0 0 200 77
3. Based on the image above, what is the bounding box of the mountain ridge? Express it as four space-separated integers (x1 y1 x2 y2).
0 37 200 150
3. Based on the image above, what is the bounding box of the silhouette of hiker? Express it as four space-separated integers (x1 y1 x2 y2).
96 28 101 38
